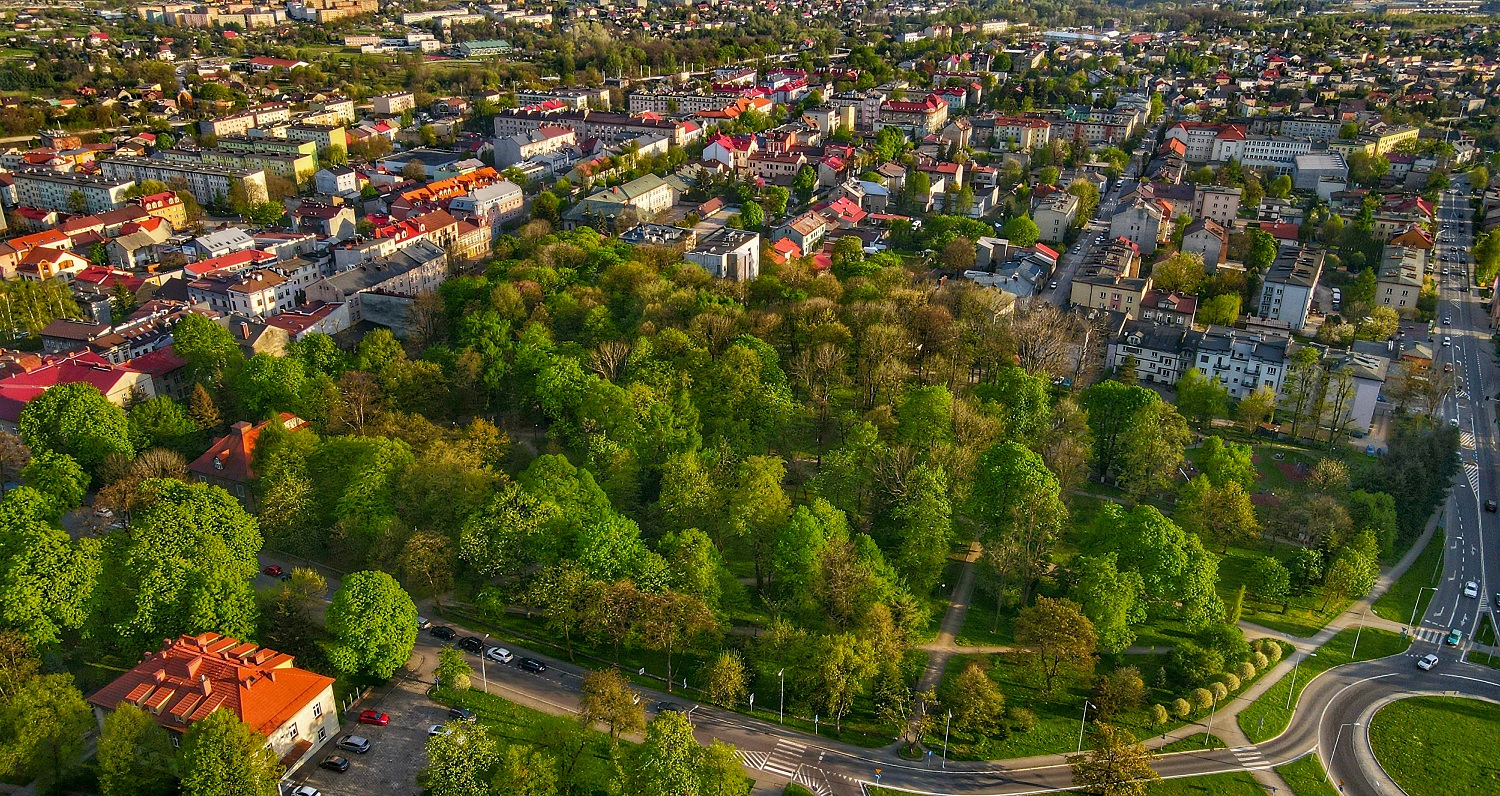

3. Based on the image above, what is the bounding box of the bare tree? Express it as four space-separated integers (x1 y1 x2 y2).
1007 300 1080 379
330 371 383 434
0 431 30 497
587 340 633 382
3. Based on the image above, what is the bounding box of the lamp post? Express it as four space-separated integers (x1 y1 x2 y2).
1409 586 1440 632
778 669 785 724
943 710 951 767
1077 700 1096 753
1326 722 1361 788
480 633 489 692
1286 652 1316 710
1351 611 1367 659
1203 688 1219 747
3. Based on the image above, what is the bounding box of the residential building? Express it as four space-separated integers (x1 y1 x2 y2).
287 202 356 241
1110 195 1167 255
447 181 525 234
1070 238 1149 317
314 167 359 197
494 126 577 167
99 158 268 206
772 212 830 258
1032 193 1079 243
977 116 1051 151
875 95 948 135
188 228 256 261
563 174 679 230
87 632 336 774
135 191 188 228
189 414 310 500
1256 246 1324 329
13 171 134 214
1107 320 1194 385
0 351 156 423
187 269 294 318
1293 152 1348 192
305 240 447 331
372 92 416 117
1139 290 1198 327
1194 186 1242 229
1192 326 1290 398
160 147 316 188
685 228 760 282
1375 245 1426 317
1181 218 1227 267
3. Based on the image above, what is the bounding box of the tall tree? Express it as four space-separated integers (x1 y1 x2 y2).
971 441 1066 611
0 672 93 790
97 703 176 796
1068 723 1159 796
0 487 98 648
491 745 558 796
627 711 701 796
1117 402 1190 501
1014 597 1096 694
945 661 1005 736
177 709 282 796
326 570 419 680
1081 381 1158 478
18 381 133 475
423 720 498 796
578 668 644 741
635 590 718 692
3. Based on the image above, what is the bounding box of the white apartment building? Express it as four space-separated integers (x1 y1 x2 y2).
13 171 135 214
372 92 416 116
99 157 269 206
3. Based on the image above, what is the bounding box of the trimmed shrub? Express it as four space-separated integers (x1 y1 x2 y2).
1219 672 1242 692
1209 681 1229 701
1251 651 1269 670
1173 698 1192 718
1262 640 1284 663
1150 704 1170 726
1005 707 1037 735
1190 688 1214 710
1236 661 1257 681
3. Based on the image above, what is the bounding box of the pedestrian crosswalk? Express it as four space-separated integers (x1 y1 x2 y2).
1230 746 1267 769
736 750 769 769
1411 626 1453 645
762 738 807 778
1461 430 1477 450
1464 463 1481 494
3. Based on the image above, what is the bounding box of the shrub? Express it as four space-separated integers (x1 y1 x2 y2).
1169 642 1226 688
1090 667 1146 721
1220 672 1242 692
1259 640 1284 664
1236 661 1257 681
1172 698 1192 718
1197 623 1252 663
1209 681 1229 701
1005 707 1038 735
1190 688 1214 710
1150 704 1170 726
1251 651 1269 670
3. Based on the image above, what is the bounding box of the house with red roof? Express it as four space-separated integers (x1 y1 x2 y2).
189 414 310 501
88 632 335 774
0 352 155 425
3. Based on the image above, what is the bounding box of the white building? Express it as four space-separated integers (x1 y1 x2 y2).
13 171 135 214
685 228 760 282
1256 246 1323 330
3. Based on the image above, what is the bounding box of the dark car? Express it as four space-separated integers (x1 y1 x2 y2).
429 626 458 641
1486 500 1497 513
517 657 547 673
448 706 476 722
458 636 485 653
261 564 284 577
654 701 683 714
319 755 350 772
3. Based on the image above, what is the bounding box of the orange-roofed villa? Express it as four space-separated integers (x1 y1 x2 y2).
88 632 337 771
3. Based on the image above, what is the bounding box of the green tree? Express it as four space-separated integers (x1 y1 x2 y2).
492 745 558 796
971 441 1066 608
1151 251 1206 294
18 381 132 475
423 720 498 796
435 646 472 691
635 590 718 692
1014 597 1096 694
1000 214 1040 247
97 703 176 796
1073 553 1144 654
1237 385 1277 434
1081 381 1158 478
818 632 876 733
946 661 1005 736
326 570 419 680
1175 369 1228 429
704 651 747 709
793 165 818 200
177 709 282 796
1250 555 1291 608
0 673 93 790
1245 229 1278 271
890 463 953 594
1199 436 1256 489
627 711 701 796
173 313 242 385
128 396 201 456
739 200 764 230
0 487 97 648
1068 723 1159 796
1117 402 1190 501
19 449 88 518
1267 175 1293 199
1197 293 1241 326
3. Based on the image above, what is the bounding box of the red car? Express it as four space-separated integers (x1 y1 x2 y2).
357 710 389 726
262 564 284 577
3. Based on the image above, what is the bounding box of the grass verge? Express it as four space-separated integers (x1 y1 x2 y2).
1275 753 1339 796
1368 696 1500 796
1372 526 1443 624
1236 628 1410 743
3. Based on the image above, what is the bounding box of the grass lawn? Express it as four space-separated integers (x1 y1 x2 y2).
871 772 1268 796
1369 696 1500 796
1156 734 1227 753
1372 527 1444 624
1275 753 1339 796
1216 545 1351 638
1236 628 1410 743
1464 649 1500 670
1475 613 1495 646
783 786 816 796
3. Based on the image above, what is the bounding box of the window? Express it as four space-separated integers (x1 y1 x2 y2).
317 727 327 742
313 702 323 718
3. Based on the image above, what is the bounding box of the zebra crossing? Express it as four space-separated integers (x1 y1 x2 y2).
1463 463 1481 494
1461 430 1477 450
1229 746 1267 769
1411 626 1454 645
733 738 830 794
762 738 807 778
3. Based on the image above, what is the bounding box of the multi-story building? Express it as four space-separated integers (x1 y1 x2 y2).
286 0 377 23
1375 245 1426 317
99 157 269 206
828 90 886 132
13 171 134 214
875 95 949 135
492 108 699 147
515 88 610 111
1194 186 1242 229
1256 246 1324 329
563 174 680 230
447 180 525 233
198 104 291 138
1108 321 1289 396
135 191 187 228
771 211 830 257
1110 195 1168 255
1033 193 1079 243
1279 116 1344 142
977 116 1052 151
1210 132 1314 172
306 240 448 329
628 91 752 116
161 147 316 188
218 135 318 159
372 92 416 117
284 124 349 153
685 228 760 282
494 125 577 167
1070 238 1149 317
187 269 294 318
1181 218 1227 267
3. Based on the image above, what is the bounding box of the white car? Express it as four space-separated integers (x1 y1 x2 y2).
1417 653 1439 671
286 787 321 796
427 724 452 738
483 646 513 664
1464 581 1479 598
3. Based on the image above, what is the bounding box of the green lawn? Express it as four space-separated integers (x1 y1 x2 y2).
1372 527 1443 624
1276 753 1339 796
1216 545 1352 638
1237 628 1410 743
1369 696 1500 796
1464 649 1500 670
1141 772 1267 796
1156 734 1227 753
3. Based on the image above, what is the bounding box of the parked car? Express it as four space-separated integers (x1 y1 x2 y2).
357 710 389 726
484 646 513 664
319 755 350 772
1447 628 1463 646
417 616 432 630
430 626 458 641
448 706 476 723
427 724 452 738
1417 653 1439 671
1464 581 1479 598
261 564 284 577
286 787 320 796
1485 500 1497 512
336 735 371 754
517 657 547 673
458 636 485 653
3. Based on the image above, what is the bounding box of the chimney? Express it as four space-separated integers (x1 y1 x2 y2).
240 322 249 339
232 420 253 438
199 674 211 696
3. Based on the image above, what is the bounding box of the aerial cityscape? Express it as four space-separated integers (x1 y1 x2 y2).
0 1 1496 795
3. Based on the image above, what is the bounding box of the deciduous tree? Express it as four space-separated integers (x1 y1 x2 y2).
1014 597 1096 694
1068 723 1159 796
578 668 644 740
326 570 419 680
177 709 282 796
97 703 175 796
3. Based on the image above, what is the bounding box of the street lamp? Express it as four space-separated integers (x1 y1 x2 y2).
480 633 489 692
778 669 785 724
1286 652 1316 710
1351 611 1367 660
943 709 951 767
1326 722 1361 787
1409 586 1440 632
1077 700 1097 753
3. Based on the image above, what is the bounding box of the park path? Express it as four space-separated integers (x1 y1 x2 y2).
915 541 983 694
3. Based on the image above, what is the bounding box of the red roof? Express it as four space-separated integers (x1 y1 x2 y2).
88 633 333 738
126 347 187 378
184 249 277 277
73 266 146 292
1262 222 1301 241
0 352 142 422
188 414 308 485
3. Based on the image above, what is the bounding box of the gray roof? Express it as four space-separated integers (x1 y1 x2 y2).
321 240 444 293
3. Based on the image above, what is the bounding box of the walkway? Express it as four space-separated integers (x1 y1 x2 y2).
915 541 982 694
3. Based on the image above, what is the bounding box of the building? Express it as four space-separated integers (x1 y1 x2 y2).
875 95 949 135
189 414 308 499
13 171 134 214
492 108 699 148
1110 196 1167 255
772 212 830 258
563 174 679 230
1257 246 1323 329
285 124 349 153
459 39 513 58
494 126 577 167
1181 218 1227 267
314 167 359 197
1291 341 1390 433
1108 320 1194 385
189 228 256 261
305 240 447 331
99 158 268 206
372 92 416 117
136 191 188 228
1375 245 1426 317
1194 186 1242 229
1293 152 1348 192
1108 322 1288 397
287 202 357 241
1033 193 1079 243
1139 290 1197 327
685 228 760 282
0 351 156 422
161 147 316 189
979 116 1051 151
87 632 336 774
187 269 294 318
447 181 525 233
1070 238 1149 317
